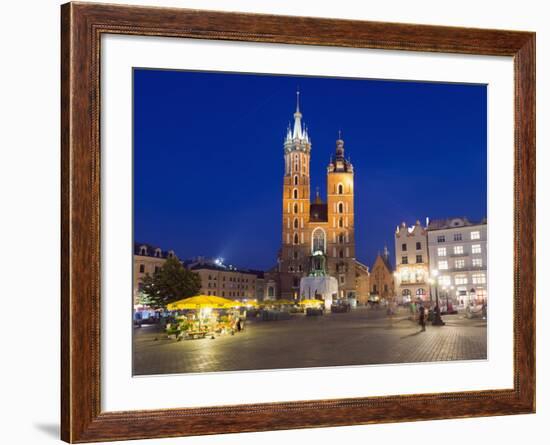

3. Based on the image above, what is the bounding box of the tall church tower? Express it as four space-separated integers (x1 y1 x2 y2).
326 134 356 299
279 91 312 299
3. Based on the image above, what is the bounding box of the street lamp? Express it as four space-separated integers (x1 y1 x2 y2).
430 269 445 326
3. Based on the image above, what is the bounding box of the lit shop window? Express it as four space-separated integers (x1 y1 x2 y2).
471 231 480 240
439 275 451 286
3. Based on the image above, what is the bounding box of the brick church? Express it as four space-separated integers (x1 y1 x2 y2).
265 92 370 301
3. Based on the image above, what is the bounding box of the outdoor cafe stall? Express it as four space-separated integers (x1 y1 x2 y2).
166 295 251 340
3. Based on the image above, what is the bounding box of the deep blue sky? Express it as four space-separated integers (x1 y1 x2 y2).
134 69 487 270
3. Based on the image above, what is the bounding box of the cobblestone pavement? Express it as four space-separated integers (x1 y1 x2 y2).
133 307 487 375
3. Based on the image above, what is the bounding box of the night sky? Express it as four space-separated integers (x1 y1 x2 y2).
134 69 487 271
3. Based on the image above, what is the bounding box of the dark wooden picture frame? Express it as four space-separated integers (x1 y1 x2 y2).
61 2 535 442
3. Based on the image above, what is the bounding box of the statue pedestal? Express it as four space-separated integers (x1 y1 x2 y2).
299 276 339 310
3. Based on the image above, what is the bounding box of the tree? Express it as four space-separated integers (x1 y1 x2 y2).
140 257 201 309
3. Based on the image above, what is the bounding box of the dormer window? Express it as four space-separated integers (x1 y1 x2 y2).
139 246 147 256
168 250 175 259
154 248 161 257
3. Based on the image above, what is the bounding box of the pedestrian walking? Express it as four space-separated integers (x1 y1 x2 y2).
418 304 426 332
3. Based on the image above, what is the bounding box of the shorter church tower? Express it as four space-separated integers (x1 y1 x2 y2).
326 134 356 299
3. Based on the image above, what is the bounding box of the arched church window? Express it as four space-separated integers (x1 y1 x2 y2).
294 175 298 185
293 203 298 214
338 183 344 194
338 202 344 213
293 189 298 199
338 217 344 228
339 249 344 258
338 233 345 244
294 233 299 244
312 228 325 254
293 218 299 229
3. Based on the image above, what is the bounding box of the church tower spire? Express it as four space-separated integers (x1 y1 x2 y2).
280 90 312 298
292 89 304 140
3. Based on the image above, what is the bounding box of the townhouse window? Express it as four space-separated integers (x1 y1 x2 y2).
416 255 423 263
401 243 407 251
472 258 483 267
139 264 145 273
438 260 448 270
472 244 482 254
154 266 160 273
455 259 465 269
437 235 445 243
416 242 421 250
439 275 451 286
454 245 464 255
401 256 408 264
437 247 446 256
472 273 486 284
453 233 462 241
455 275 468 285
471 231 480 240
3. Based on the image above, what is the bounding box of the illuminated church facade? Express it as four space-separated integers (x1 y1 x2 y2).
266 92 370 302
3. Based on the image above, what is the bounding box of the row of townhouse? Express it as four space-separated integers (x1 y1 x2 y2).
394 217 487 306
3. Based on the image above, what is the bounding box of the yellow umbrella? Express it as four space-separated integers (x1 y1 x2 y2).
234 300 259 308
264 299 296 306
299 299 324 306
167 295 240 310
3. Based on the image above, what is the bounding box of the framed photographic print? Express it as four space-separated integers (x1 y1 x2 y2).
61 2 535 442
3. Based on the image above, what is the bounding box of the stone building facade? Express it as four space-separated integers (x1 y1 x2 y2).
133 243 177 303
188 262 260 300
394 221 430 303
426 217 487 305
